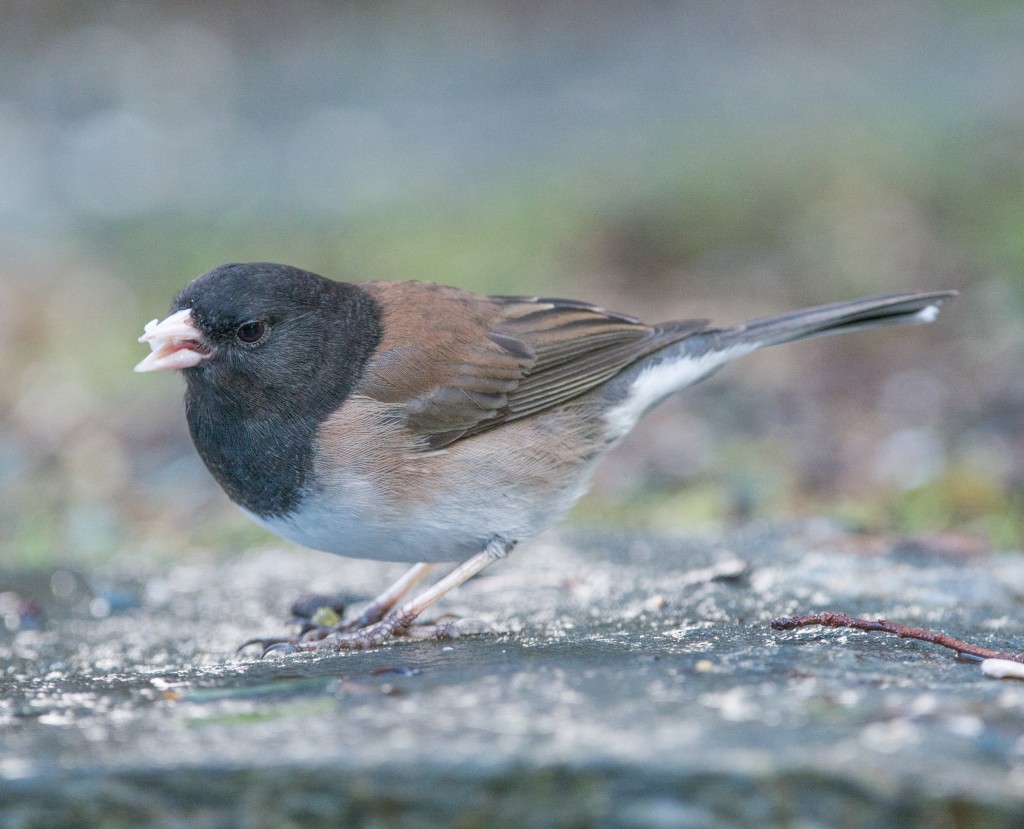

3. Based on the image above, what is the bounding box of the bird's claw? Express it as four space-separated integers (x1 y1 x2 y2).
239 609 426 656
238 607 488 658
236 636 294 654
260 641 298 658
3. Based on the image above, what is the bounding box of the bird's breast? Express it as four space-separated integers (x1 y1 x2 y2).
255 396 608 563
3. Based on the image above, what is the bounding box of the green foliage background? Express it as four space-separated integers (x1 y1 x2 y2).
1 2 1022 564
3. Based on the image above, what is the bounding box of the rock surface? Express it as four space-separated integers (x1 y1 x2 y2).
2 522 1024 828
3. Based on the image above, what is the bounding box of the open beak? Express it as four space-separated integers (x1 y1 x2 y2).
135 308 211 372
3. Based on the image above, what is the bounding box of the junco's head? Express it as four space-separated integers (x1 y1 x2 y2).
139 263 381 411
138 262 955 653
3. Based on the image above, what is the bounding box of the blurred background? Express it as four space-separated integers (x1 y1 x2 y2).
1 0 1022 568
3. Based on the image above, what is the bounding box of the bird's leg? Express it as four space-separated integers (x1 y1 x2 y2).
265 538 513 655
305 562 437 638
344 561 438 628
238 562 437 653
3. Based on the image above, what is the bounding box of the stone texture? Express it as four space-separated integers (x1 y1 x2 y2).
2 522 1024 828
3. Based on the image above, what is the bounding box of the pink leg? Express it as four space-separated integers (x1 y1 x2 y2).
335 562 436 631
278 538 513 654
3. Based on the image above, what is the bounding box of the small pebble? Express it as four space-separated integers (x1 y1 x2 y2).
981 659 1024 680
290 593 346 621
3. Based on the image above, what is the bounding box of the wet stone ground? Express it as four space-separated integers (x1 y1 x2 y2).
2 521 1024 828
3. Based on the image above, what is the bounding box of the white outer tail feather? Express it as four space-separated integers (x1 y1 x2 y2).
603 343 757 440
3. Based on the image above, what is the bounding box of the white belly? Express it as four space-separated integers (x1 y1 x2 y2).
247 460 596 563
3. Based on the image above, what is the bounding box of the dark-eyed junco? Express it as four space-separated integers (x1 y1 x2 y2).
137 263 955 653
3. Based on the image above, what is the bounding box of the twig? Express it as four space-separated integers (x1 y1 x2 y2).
771 611 1024 664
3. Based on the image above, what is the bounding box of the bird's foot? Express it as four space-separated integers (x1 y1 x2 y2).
259 611 487 655
237 590 395 653
266 609 416 654
239 613 489 657
238 545 507 657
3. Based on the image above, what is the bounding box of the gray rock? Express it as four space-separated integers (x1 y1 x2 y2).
2 522 1023 828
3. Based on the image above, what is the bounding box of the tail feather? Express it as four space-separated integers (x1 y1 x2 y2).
603 289 955 439
717 290 957 349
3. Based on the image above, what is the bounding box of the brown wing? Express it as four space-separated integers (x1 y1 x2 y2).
357 282 707 448
488 296 707 423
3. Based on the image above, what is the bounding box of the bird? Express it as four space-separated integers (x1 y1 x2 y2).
136 262 956 654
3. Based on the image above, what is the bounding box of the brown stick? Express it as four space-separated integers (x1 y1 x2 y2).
771 611 1024 664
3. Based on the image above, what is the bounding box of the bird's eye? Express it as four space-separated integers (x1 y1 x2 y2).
235 321 267 344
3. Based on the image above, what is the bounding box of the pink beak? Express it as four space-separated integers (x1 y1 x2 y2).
135 309 211 372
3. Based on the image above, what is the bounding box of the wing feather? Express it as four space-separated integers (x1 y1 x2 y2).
355 282 707 448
